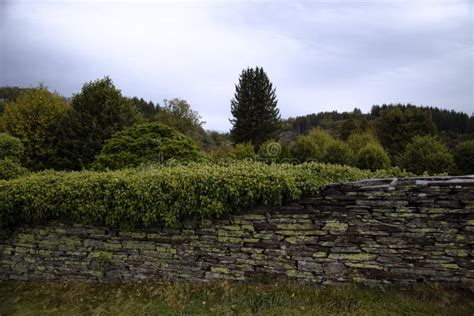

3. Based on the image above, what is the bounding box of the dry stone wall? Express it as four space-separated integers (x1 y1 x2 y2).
1 176 473 286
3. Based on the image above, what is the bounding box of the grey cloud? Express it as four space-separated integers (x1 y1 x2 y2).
1 0 472 131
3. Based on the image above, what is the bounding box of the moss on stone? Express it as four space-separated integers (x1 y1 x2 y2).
103 242 122 250
328 253 376 261
285 269 313 278
63 239 82 247
217 230 247 237
131 232 147 239
441 263 461 270
221 225 242 231
242 238 260 243
345 262 383 270
210 267 229 274
3 247 14 255
250 253 266 260
445 249 468 257
323 220 348 233
90 251 112 259
238 214 266 221
275 223 315 231
285 236 319 244
276 230 326 236
217 237 242 244
17 233 35 243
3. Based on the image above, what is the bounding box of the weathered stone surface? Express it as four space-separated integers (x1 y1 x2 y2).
0 176 472 286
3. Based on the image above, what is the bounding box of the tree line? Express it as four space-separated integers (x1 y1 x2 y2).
1 67 473 179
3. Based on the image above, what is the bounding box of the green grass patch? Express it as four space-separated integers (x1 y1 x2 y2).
0 280 472 315
0 161 411 233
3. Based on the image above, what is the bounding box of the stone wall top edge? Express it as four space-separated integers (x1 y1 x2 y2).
326 175 474 189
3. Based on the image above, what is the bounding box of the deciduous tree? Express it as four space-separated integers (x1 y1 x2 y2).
1 85 68 170
54 77 142 170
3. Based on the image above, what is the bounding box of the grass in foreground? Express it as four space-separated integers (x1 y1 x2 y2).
1 280 473 315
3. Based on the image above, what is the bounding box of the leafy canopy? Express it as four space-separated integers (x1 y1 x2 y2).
323 140 354 166
454 140 474 175
290 128 336 163
93 122 202 170
0 158 29 180
375 106 437 162
0 133 24 161
401 135 454 175
153 98 205 143
229 143 255 160
1 85 68 170
54 77 142 170
356 143 391 171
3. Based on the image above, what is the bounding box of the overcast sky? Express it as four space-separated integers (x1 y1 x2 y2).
1 0 473 131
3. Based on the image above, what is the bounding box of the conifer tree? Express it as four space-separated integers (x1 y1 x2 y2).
230 67 281 147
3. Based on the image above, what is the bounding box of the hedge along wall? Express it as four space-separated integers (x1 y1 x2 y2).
1 176 473 286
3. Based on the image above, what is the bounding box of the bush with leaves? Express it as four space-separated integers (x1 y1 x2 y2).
290 135 319 163
0 133 28 180
257 140 283 163
400 135 454 175
453 140 474 175
229 143 255 160
0 161 413 234
356 143 391 171
307 128 334 153
323 140 354 166
0 158 29 180
0 133 24 161
1 85 68 170
93 122 202 170
290 128 335 163
346 132 381 153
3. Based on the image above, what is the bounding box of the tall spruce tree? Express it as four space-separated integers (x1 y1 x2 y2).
230 67 281 147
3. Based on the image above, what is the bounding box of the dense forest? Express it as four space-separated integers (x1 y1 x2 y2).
288 105 474 143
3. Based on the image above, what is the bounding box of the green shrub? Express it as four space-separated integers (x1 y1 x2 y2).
0 158 29 180
93 122 202 170
257 140 282 162
228 143 255 160
0 133 24 161
356 143 391 171
400 135 454 175
323 140 354 165
290 128 336 163
454 140 474 175
346 132 380 153
307 128 334 151
205 147 231 161
0 161 412 233
290 135 320 163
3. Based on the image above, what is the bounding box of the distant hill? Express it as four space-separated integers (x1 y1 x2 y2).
284 104 474 149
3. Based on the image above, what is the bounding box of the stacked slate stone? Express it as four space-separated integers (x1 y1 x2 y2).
1 176 473 286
